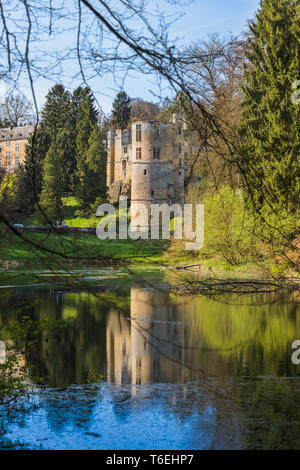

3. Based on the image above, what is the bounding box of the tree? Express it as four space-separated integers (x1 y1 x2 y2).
77 124 107 209
75 90 100 201
111 91 131 129
24 127 51 207
39 142 64 224
41 84 73 137
239 0 300 222
0 94 33 127
130 99 160 121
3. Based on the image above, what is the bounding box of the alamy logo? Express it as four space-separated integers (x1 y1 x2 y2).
291 340 300 365
96 198 204 250
291 80 300 105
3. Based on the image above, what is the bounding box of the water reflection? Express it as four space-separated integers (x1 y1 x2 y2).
1 283 300 449
1 285 299 387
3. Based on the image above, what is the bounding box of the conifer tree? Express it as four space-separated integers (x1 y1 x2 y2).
41 84 73 137
111 91 131 129
239 0 300 222
24 128 51 205
39 142 64 224
41 84 76 191
77 124 107 208
75 90 100 204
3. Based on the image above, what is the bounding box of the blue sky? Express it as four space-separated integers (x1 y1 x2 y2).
22 0 260 115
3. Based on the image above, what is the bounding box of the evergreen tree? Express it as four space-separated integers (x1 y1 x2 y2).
41 84 76 191
41 84 73 136
239 0 300 221
77 124 107 209
24 128 51 207
111 91 131 129
75 90 99 200
13 165 31 215
39 142 64 224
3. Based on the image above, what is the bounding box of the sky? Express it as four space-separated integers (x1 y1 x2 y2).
19 0 260 115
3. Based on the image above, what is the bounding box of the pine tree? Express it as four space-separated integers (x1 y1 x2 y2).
41 84 73 137
111 91 131 129
239 0 300 221
39 142 64 224
41 84 76 191
77 124 107 209
75 90 99 202
24 127 51 207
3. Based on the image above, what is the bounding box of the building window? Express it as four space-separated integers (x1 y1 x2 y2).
6 151 10 159
178 145 182 154
15 143 20 152
123 146 127 154
136 124 142 142
151 190 154 196
15 156 20 166
6 141 10 147
144 169 147 175
122 159 127 174
136 147 142 159
178 126 182 135
153 147 160 160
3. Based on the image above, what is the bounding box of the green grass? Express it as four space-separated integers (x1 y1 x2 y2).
0 231 171 265
62 195 100 227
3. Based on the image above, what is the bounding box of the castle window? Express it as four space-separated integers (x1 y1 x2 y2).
6 151 10 159
178 126 182 135
136 124 142 142
144 169 147 175
151 190 154 196
123 146 127 154
178 145 182 154
122 159 127 174
6 141 10 147
15 156 20 166
153 147 160 160
15 143 20 152
136 147 142 159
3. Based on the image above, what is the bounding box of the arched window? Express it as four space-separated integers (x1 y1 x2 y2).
122 159 127 174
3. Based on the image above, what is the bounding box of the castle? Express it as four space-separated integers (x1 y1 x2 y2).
106 116 187 213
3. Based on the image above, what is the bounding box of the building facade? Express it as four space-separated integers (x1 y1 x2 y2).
106 118 186 215
0 125 35 171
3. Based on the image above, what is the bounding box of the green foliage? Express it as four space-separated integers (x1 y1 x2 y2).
0 310 66 403
38 142 64 224
201 186 261 265
24 127 51 205
41 84 73 137
111 91 131 129
239 0 300 235
0 174 16 217
75 91 106 210
76 124 107 210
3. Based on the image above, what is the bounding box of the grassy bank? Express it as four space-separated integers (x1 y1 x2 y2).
0 230 172 265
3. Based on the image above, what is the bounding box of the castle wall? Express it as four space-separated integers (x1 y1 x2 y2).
107 118 186 216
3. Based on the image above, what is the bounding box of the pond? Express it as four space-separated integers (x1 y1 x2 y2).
0 269 300 449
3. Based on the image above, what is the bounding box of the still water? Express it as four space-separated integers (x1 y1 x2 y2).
0 270 300 449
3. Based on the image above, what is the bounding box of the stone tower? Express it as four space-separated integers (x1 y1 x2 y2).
106 118 185 222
